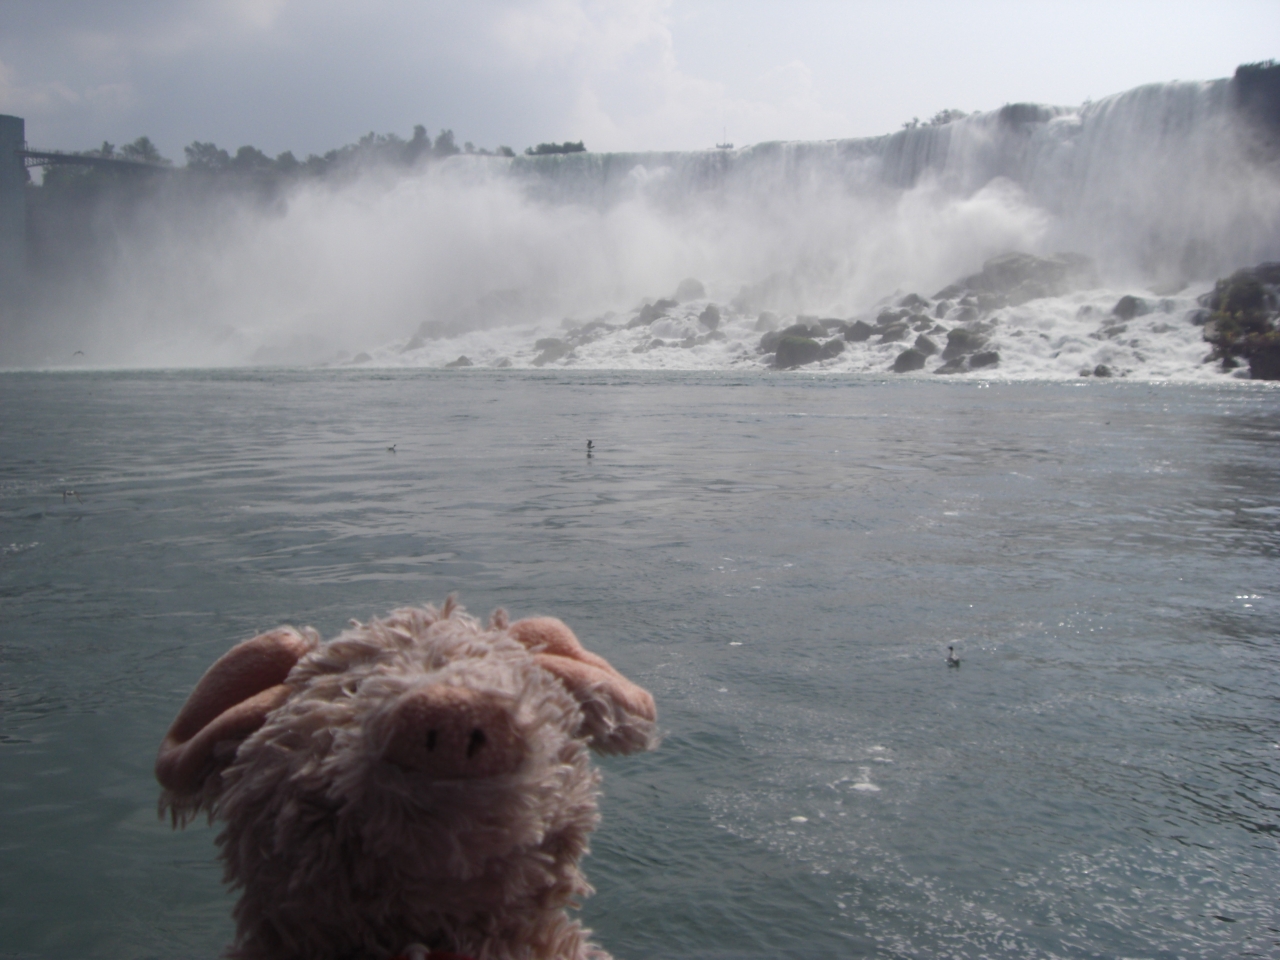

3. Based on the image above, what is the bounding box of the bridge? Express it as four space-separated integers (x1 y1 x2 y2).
1 114 169 292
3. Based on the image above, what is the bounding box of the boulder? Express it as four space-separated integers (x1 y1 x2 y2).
969 350 1000 369
876 308 909 326
819 338 846 360
1093 364 1112 377
698 305 721 330
758 330 783 353
879 322 911 343
774 336 823 368
934 356 967 374
674 278 706 302
533 339 570 366
892 348 926 372
1200 263 1280 378
1112 295 1150 320
401 334 426 353
899 293 929 311
914 334 939 356
934 251 1096 308
445 355 473 368
754 311 779 332
941 327 987 360
844 320 874 342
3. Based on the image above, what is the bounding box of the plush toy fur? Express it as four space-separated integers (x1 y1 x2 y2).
156 598 658 960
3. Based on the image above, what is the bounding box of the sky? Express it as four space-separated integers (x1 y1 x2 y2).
0 0 1276 162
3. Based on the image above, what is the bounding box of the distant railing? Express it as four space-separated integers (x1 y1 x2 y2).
17 144 170 171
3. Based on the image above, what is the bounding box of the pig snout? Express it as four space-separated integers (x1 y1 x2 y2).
383 685 526 779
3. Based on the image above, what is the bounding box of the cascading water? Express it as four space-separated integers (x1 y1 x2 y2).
12 69 1280 375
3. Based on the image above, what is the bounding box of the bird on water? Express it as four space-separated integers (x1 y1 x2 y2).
387 444 397 453
946 646 961 667
586 440 594 455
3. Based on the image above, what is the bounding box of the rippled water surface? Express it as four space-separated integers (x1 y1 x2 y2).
2 370 1278 960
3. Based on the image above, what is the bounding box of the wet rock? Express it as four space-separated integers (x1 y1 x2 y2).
899 293 929 311
934 251 1097 308
1200 262 1280 378
877 308 910 326
758 330 783 353
1112 295 1150 320
914 334 939 356
879 322 911 343
533 338 570 365
401 334 426 353
941 327 987 360
774 336 823 368
493 357 512 368
754 311 780 331
935 357 968 374
818 318 848 334
675 278 706 302
934 300 952 319
912 318 934 332
1093 364 1112 377
349 352 372 364
819 338 846 360
445 355 473 368
844 320 874 342
892 348 927 372
970 350 1000 369
698 305 721 330
626 300 677 328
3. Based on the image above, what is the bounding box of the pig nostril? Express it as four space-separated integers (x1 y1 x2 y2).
466 728 486 758
425 730 437 751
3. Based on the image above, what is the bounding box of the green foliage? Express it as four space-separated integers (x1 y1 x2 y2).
524 141 586 155
121 136 169 165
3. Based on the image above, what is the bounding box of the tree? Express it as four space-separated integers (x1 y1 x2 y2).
231 145 274 172
433 129 460 156
120 136 169 165
184 141 231 170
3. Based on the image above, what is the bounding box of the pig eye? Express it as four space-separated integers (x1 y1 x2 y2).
425 730 437 751
466 729 486 758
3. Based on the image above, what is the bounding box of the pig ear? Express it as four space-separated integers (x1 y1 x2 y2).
156 627 317 819
509 617 658 755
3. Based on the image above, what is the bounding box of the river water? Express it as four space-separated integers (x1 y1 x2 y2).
1 369 1277 960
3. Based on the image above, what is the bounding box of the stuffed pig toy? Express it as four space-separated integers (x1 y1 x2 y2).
156 598 658 960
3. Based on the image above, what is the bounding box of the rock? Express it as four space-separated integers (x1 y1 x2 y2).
844 320 874 342
969 350 1000 369
877 308 909 326
698 305 721 330
493 357 512 368
914 334 939 356
401 334 426 353
879 322 911 343
819 338 846 360
899 293 929 311
1112 295 1150 320
774 335 823 368
781 322 823 338
941 327 986 360
627 301 674 328
892 348 926 372
818 318 848 334
934 300 952 319
349 352 372 364
758 330 782 353
935 356 967 374
754 311 780 331
934 251 1096 308
445 355 473 368
1186 308 1211 326
1200 263 1280 378
674 278 706 302
1093 364 1112 377
533 338 570 366
912 318 934 332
